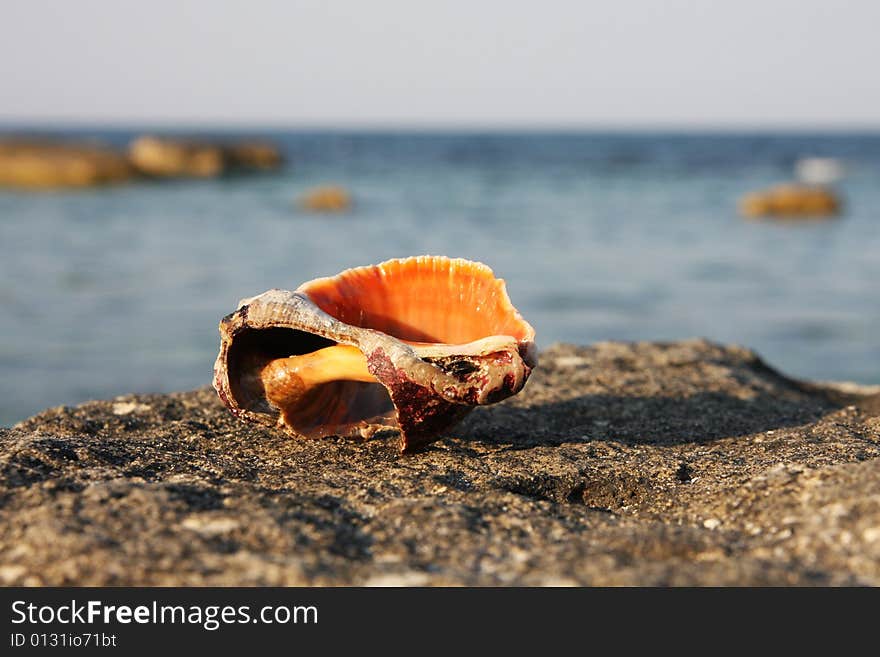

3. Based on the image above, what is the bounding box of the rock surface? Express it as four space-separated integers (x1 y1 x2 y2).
2 340 879 586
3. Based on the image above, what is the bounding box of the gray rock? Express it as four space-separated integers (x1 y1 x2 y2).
2 339 879 586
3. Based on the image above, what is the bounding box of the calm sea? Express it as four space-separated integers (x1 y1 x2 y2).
1 130 879 425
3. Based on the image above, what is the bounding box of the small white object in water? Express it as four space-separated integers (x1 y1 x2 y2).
795 157 845 185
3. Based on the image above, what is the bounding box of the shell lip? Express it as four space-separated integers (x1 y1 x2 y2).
298 255 536 345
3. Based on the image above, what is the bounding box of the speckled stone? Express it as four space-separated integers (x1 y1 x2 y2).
2 340 879 586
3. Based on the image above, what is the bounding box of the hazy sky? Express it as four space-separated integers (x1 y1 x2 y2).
2 0 879 128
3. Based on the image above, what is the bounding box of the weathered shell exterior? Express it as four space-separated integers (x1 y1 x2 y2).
213 256 537 452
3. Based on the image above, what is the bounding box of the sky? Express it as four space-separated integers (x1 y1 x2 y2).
2 0 879 129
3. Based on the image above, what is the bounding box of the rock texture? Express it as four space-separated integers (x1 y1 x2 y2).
2 340 879 586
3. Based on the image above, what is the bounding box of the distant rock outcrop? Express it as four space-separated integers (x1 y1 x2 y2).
0 136 285 188
128 137 225 178
299 185 352 212
128 136 283 178
0 140 134 189
225 141 284 171
739 184 841 219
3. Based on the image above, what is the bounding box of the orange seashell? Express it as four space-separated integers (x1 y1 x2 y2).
213 256 537 453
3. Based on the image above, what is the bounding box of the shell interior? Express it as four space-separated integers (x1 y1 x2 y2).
225 327 396 438
300 256 534 345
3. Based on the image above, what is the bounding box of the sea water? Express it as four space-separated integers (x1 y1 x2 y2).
1 130 879 425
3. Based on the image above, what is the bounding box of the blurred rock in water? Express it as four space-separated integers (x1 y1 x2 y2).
225 141 284 170
128 136 224 178
0 139 134 189
739 183 841 219
0 136 284 188
299 185 352 212
128 136 283 178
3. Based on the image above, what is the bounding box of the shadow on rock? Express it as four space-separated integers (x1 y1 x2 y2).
457 390 841 449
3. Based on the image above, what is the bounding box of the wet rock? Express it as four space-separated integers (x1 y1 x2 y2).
2 339 879 585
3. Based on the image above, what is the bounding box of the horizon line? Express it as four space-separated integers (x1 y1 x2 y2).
2 118 880 135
